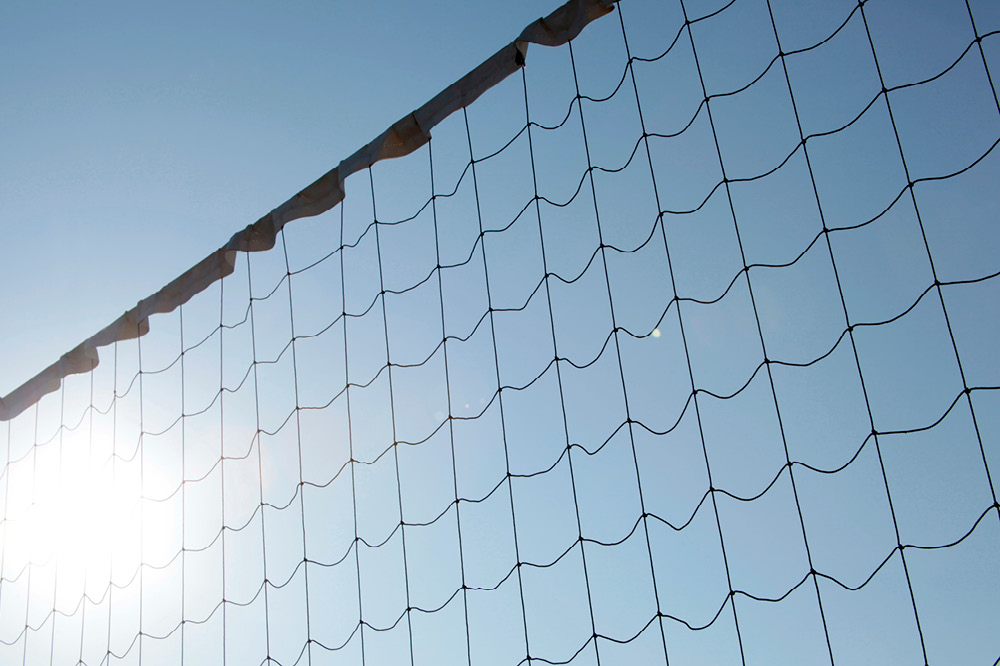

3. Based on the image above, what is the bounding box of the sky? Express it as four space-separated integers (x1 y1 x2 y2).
1 0 999 665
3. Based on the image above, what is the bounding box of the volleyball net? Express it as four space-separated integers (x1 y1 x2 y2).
2 0 999 664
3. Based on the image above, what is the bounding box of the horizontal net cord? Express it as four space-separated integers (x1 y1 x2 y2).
6 491 993 649
8 240 995 486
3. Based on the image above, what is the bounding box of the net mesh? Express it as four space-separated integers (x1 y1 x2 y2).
2 0 1000 664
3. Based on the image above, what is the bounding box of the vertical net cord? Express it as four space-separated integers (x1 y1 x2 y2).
860 0 1000 649
23 404 39 666
861 0 1000 505
368 167 417 666
554 35 673 662
860 0 1000 515
965 0 1000 118
758 0 928 660
338 204 367 665
278 216 315 666
179 305 188 666
24 407 41 665
427 140 474 666
0 423 8 652
459 105 533 664
104 342 118 666
530 41 603 666
47 384 65 666
938 0 1000 510
668 2 840 662
621 3 747 662
219 280 228 666
245 252 273 666
964 0 1000 526
613 7 702 656
77 360 96 665
219 276 228 666
136 317 146 663
0 423 26 652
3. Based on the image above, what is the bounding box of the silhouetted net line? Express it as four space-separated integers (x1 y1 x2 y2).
2 0 1000 664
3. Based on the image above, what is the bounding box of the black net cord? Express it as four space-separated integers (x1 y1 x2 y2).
0 424 8 652
105 342 117 663
522 38 671 662
858 0 999 513
25 405 37 664
427 139 476 666
47 384 65 665
668 0 840 662
619 2 749 662
219 271 229 666
179 305 187 664
461 104 534 663
78 348 95 665
755 0 929 660
137 314 147 662
279 209 316 666
520 42 605 666
245 251 274 664
338 204 369 666
368 166 418 666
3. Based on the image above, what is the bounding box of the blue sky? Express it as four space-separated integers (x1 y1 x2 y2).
1 0 999 665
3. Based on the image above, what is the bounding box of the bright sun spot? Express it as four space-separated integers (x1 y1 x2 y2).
27 465 131 569
3 422 174 613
